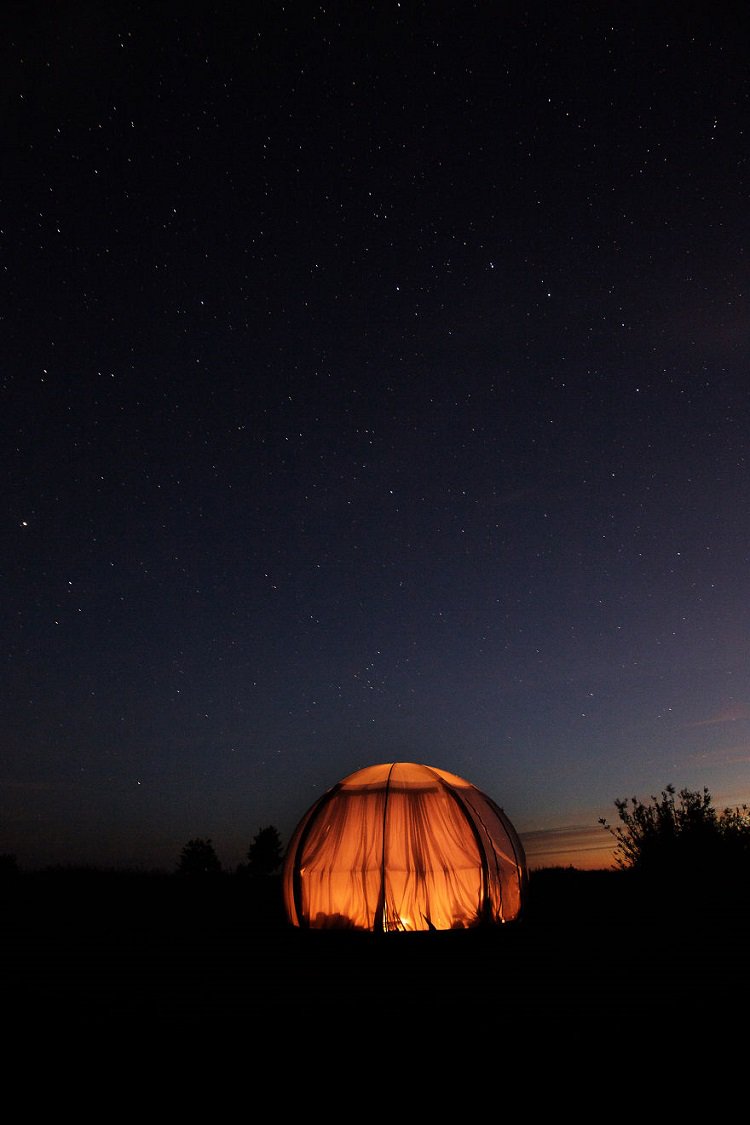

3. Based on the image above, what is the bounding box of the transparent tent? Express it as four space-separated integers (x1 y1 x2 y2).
282 762 527 932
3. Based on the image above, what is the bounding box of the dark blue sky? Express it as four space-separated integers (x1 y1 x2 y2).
3 2 749 871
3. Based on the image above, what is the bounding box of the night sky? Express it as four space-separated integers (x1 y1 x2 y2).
3 2 749 873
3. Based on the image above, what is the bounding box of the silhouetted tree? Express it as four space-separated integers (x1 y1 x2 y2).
177 837 222 876
245 826 283 877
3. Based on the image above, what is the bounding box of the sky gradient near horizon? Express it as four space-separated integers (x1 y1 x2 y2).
3 2 749 873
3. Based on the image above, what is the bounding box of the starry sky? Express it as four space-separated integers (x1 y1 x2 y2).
3 2 749 873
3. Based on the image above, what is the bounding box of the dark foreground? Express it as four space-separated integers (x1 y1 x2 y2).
4 867 749 1047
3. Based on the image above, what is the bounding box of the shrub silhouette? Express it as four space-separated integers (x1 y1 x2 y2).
600 784 750 910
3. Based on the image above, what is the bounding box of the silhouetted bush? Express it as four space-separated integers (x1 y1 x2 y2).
600 785 750 919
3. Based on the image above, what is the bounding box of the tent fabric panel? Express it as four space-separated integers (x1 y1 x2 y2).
381 782 485 930
449 785 527 921
288 789 387 930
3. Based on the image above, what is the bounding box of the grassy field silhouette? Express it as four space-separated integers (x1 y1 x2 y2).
5 864 748 1040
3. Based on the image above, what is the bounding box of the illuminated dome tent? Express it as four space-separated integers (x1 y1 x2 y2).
283 762 527 932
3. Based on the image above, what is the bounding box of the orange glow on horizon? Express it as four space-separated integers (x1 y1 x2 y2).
521 825 617 871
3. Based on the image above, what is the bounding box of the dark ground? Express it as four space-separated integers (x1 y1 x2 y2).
4 866 749 1059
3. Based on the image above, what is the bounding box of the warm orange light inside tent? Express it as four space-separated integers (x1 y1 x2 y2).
283 762 527 932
